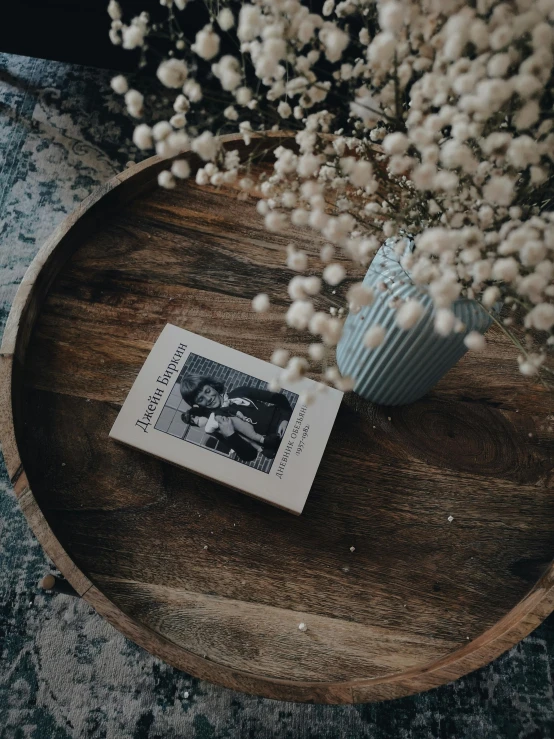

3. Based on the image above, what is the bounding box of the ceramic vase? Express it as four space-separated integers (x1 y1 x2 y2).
335 240 494 406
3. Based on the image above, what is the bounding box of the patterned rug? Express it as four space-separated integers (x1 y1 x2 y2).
0 52 553 739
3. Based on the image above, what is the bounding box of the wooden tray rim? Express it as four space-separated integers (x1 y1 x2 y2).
1 134 553 704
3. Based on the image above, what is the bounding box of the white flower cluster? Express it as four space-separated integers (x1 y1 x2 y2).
108 1 149 50
109 0 554 387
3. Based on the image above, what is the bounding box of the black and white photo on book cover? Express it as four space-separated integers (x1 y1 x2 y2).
109 324 343 514
154 353 299 474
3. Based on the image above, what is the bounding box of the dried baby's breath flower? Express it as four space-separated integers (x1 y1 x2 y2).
308 343 325 361
111 0 554 384
271 349 290 367
172 159 191 179
252 293 270 312
158 170 175 189
464 332 487 351
132 124 152 150
322 264 346 286
111 74 128 94
364 325 386 349
396 300 425 330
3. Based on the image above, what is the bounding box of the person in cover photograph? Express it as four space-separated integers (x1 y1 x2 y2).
180 374 293 462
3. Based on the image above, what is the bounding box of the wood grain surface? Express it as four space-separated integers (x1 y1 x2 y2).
1 134 554 704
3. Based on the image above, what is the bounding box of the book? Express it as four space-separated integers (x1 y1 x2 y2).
109 324 343 514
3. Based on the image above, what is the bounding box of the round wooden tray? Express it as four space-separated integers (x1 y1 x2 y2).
1 134 553 704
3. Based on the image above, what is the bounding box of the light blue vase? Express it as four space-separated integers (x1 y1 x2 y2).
336 239 494 406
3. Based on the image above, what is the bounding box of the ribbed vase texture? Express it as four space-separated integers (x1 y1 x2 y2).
336 240 494 406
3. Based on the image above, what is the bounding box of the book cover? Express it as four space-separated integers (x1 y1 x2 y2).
109 324 343 514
